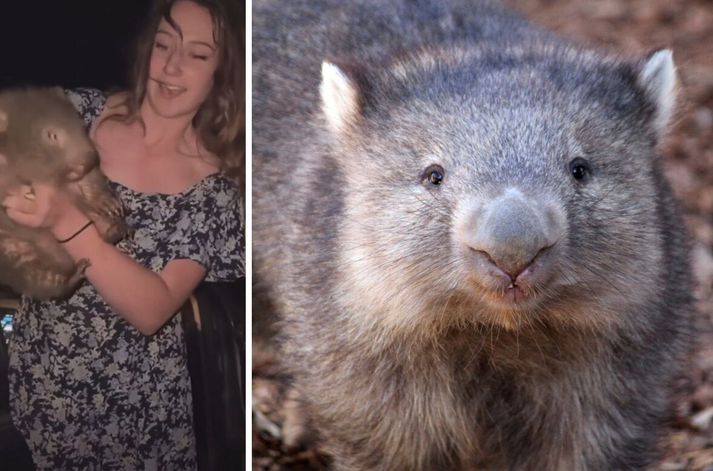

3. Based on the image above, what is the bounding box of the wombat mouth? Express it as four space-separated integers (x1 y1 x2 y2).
494 287 537 305
502 284 529 303
477 281 543 312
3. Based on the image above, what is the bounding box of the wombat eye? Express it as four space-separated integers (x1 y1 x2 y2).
568 157 590 182
422 164 445 186
43 128 63 146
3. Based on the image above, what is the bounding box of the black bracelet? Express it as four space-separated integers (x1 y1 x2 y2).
57 220 94 244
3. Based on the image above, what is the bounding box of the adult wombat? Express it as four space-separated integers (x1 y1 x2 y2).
253 0 693 469
0 87 124 299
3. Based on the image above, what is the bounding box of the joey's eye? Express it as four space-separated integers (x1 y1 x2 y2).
45 129 59 143
421 164 445 186
568 157 590 182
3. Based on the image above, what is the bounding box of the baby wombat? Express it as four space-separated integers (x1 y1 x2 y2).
253 0 693 469
0 87 124 299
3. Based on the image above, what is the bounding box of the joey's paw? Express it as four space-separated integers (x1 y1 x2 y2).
62 259 90 290
76 258 91 273
94 194 125 219
24 267 78 299
94 216 127 244
0 237 38 261
29 268 66 289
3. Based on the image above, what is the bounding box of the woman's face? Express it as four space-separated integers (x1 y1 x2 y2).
145 0 220 120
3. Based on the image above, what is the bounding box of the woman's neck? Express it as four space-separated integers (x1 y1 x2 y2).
139 101 200 157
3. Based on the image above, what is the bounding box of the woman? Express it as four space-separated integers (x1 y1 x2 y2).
2 0 244 468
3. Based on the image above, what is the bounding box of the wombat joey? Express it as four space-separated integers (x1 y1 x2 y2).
253 0 694 469
0 87 125 299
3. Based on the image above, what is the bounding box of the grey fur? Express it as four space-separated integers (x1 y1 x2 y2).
0 87 125 299
253 1 693 469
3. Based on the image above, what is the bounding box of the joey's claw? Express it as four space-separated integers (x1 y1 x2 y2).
64 259 90 290
76 258 91 273
85 190 124 220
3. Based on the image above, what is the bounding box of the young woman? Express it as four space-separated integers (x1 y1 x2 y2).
2 0 243 468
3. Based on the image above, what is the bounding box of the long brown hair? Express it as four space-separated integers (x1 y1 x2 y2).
117 0 244 192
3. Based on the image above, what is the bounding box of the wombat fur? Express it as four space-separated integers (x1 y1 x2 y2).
253 0 694 469
0 87 125 299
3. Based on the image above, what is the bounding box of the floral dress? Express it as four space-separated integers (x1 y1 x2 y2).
8 88 245 470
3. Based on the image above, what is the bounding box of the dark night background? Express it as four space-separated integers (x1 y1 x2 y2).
0 1 153 90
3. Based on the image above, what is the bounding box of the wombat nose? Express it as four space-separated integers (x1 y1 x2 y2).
474 245 548 281
463 190 559 280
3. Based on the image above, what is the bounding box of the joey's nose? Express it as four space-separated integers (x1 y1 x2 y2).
462 190 560 280
474 245 547 281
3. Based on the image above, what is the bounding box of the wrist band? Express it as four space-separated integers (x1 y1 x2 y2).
57 220 94 244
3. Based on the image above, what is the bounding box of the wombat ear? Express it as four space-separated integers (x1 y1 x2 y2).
320 61 363 133
50 86 66 100
636 49 677 136
0 109 7 132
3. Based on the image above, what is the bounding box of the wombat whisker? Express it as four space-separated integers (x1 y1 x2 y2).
575 262 629 299
582 183 619 209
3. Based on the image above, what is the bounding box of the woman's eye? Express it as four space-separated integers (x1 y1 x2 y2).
568 157 591 182
421 164 445 186
155 42 169 51
189 48 213 61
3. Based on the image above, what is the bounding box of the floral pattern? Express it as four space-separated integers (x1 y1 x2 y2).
8 88 244 470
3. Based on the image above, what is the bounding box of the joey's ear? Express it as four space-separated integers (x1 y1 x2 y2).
50 86 66 100
320 60 365 133
0 109 7 132
637 49 677 136
0 152 6 166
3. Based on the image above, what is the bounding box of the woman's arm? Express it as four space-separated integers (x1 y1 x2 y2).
3 184 206 335
71 230 207 335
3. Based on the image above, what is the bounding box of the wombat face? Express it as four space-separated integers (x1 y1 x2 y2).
0 88 98 183
322 46 676 334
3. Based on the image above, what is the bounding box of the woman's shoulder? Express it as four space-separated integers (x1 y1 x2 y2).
102 91 131 116
92 92 134 135
65 87 107 128
92 93 143 158
63 89 136 144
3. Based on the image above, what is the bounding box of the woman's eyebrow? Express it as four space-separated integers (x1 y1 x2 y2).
157 28 215 50
187 40 216 50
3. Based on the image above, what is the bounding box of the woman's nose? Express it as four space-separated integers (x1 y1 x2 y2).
163 50 182 75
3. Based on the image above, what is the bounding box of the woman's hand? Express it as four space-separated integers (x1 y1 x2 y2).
1 183 90 240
